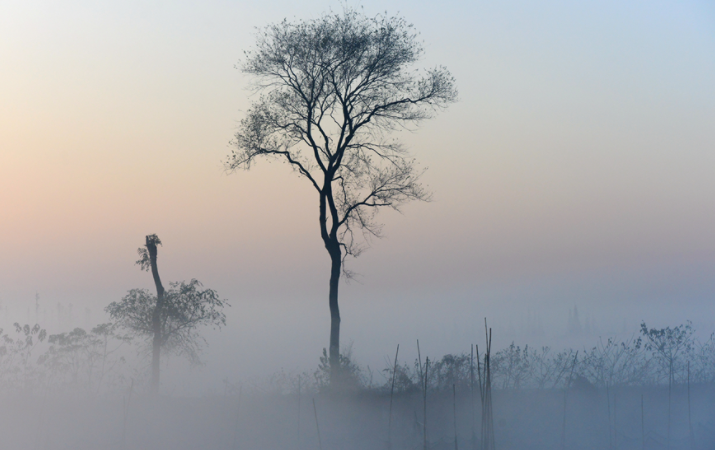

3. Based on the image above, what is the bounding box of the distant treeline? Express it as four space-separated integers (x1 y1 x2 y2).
269 321 714 395
0 323 133 395
1 320 713 396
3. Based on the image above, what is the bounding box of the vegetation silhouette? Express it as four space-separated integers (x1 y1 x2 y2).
106 234 228 394
0 318 714 449
226 7 457 385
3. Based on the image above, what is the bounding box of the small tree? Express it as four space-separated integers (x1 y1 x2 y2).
40 323 130 393
429 353 472 391
0 323 47 392
227 7 457 382
640 320 695 448
640 321 695 384
492 343 532 390
528 347 577 389
578 336 651 387
692 333 715 383
107 235 228 394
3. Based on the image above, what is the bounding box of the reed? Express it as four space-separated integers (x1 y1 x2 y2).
641 394 645 450
423 357 430 450
606 382 612 450
417 339 423 387
232 385 242 450
561 351 578 450
453 383 458 450
313 398 323 450
614 390 618 450
388 344 399 450
122 378 134 450
668 359 672 450
479 319 495 450
470 344 476 450
688 361 695 449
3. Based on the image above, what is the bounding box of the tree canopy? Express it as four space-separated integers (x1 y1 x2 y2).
106 279 228 366
228 8 457 259
227 7 456 382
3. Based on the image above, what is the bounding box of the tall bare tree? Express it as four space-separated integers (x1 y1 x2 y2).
227 8 456 382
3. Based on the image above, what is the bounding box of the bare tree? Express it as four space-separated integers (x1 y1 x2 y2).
106 235 228 394
139 234 164 394
226 8 456 383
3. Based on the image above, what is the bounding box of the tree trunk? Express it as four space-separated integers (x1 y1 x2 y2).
146 236 165 395
327 241 341 385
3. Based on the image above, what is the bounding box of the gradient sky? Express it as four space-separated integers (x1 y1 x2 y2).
1 0 714 388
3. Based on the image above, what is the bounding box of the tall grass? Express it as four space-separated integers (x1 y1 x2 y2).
477 320 495 450
388 344 399 450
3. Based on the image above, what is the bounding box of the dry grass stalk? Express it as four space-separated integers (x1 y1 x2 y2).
313 398 323 450
614 390 618 450
470 344 476 450
423 357 430 450
453 383 459 450
479 319 495 450
668 359 673 450
232 385 242 450
688 361 695 449
388 344 399 450
122 378 134 450
561 352 578 450
641 394 645 450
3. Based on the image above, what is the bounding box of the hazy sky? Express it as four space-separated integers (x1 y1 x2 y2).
1 0 714 387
